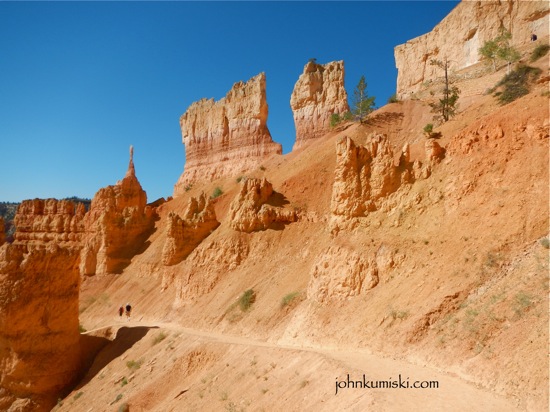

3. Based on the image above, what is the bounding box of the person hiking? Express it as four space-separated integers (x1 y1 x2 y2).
125 303 132 321
118 305 124 317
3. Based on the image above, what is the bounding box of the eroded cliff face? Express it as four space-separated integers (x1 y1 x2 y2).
330 133 443 231
290 61 349 150
394 0 549 99
80 147 155 276
228 178 297 233
162 193 219 266
0 217 5 246
0 204 83 411
174 73 282 195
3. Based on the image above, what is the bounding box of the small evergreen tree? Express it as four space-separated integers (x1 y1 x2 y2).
479 29 520 73
352 75 376 123
429 58 460 123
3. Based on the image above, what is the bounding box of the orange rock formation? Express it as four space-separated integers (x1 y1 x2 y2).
290 60 349 150
162 192 219 266
0 203 83 411
228 177 297 232
174 73 282 195
80 146 156 276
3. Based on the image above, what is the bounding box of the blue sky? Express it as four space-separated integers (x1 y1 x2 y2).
0 1 459 203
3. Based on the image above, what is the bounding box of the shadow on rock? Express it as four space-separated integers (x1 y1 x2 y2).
76 326 158 387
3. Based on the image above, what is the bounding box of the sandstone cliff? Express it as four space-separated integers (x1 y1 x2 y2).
290 60 349 150
174 73 282 195
394 0 549 99
80 147 155 276
228 178 297 233
0 207 83 411
162 193 220 266
13 198 85 246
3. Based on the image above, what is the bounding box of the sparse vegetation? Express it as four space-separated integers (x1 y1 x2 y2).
479 29 520 73
236 176 244 183
238 289 256 311
73 391 84 400
539 238 549 249
113 394 123 404
390 309 409 320
152 332 168 345
126 359 143 371
118 403 130 412
514 291 534 317
280 291 301 308
387 93 400 104
429 58 459 123
79 324 87 333
211 187 223 199
121 377 128 386
530 44 550 62
492 65 541 104
259 165 266 171
185 184 193 192
352 75 376 123
423 123 433 136
220 390 229 401
299 380 309 388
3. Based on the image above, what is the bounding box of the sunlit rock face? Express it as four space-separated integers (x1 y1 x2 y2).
174 73 282 195
394 0 549 99
290 60 349 150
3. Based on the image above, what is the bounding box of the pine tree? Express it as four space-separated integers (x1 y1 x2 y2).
429 58 460 123
352 75 375 123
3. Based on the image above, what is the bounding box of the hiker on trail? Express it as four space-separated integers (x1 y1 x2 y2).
125 303 132 321
118 306 124 317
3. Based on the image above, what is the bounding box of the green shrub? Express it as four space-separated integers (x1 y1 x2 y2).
540 238 550 249
423 123 433 135
330 113 342 127
387 93 399 103
152 332 168 346
79 324 87 333
530 44 550 62
494 65 541 104
126 359 142 371
280 291 301 308
73 391 84 400
211 187 223 199
238 289 256 311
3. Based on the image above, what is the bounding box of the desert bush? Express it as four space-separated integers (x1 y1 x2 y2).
126 359 142 371
152 332 168 346
73 391 84 400
387 93 399 103
330 113 342 127
493 65 541 104
238 289 256 311
280 291 301 308
539 238 550 249
79 324 87 333
530 44 550 62
423 123 433 135
211 187 223 199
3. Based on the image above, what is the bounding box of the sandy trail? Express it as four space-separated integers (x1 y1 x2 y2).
87 320 521 411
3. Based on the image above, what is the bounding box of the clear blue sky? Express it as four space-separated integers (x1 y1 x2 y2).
0 1 459 203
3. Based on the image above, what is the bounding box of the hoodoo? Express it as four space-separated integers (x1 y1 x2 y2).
174 73 282 195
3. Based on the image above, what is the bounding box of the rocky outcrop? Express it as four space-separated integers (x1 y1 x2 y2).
80 146 155 276
0 218 82 411
395 0 549 99
162 193 220 266
330 134 442 230
290 60 349 150
307 246 379 303
331 134 408 219
228 178 297 232
13 199 86 246
174 73 282 195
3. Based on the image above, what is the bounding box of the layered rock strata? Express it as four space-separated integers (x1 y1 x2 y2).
80 146 155 276
0 214 82 411
13 199 86 246
174 73 282 195
395 0 549 99
228 178 297 232
290 60 349 150
162 193 220 266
